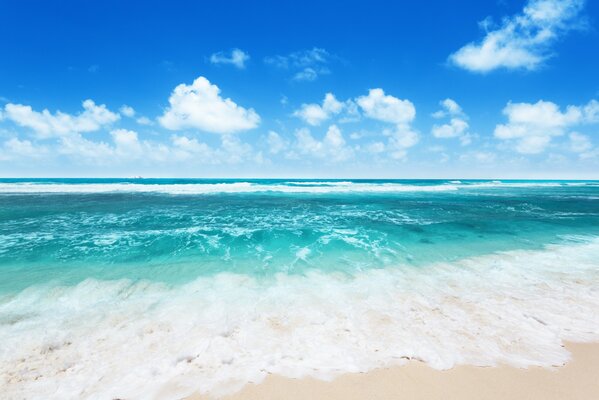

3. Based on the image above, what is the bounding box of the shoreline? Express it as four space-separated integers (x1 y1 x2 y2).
187 342 599 400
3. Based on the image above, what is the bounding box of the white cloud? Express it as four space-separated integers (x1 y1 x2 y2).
293 93 344 125
584 99 599 122
294 125 354 162
3 99 119 138
432 98 462 119
356 88 415 125
0 122 265 166
450 0 586 72
290 88 419 161
293 68 319 82
0 138 47 160
432 118 469 139
119 105 135 118
265 48 333 82
431 98 471 145
159 76 260 134
493 99 597 153
136 116 153 126
119 105 153 125
266 131 287 154
384 125 420 160
354 88 419 159
209 49 250 69
111 129 143 157
569 132 592 153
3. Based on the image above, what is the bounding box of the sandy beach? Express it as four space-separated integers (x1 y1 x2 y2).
188 342 599 400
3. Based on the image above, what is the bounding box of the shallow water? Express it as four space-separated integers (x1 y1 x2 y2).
1 179 598 399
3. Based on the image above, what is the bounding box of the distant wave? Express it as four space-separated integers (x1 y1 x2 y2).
0 182 460 194
0 180 596 194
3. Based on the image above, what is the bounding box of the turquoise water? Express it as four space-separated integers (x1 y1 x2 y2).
1 179 598 292
1 179 599 399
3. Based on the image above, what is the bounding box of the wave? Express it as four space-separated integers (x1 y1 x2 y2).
0 182 460 194
0 180 597 194
1 238 599 399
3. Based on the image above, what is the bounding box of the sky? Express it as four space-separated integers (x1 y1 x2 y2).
0 0 598 178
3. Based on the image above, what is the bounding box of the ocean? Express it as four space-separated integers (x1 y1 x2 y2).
1 179 599 399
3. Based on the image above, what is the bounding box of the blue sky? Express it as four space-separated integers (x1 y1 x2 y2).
0 0 598 178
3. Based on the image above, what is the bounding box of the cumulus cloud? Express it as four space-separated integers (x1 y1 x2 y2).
265 48 333 82
119 105 135 118
432 119 468 138
293 93 344 125
431 98 471 145
3 100 119 138
209 48 250 69
432 99 462 119
293 125 354 162
356 88 416 125
450 0 586 72
494 99 598 153
354 88 419 159
159 76 260 134
292 88 419 160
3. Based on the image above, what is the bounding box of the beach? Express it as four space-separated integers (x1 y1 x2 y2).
188 342 599 400
1 179 598 399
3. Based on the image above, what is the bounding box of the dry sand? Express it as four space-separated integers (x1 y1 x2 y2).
187 342 599 400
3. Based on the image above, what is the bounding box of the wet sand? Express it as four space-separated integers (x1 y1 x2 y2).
187 342 599 400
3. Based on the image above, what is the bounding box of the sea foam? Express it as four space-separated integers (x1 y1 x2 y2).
0 181 459 194
0 180 595 195
1 239 599 399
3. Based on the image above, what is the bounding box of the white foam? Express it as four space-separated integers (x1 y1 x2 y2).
0 182 459 194
1 180 596 195
284 181 355 186
1 239 599 399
